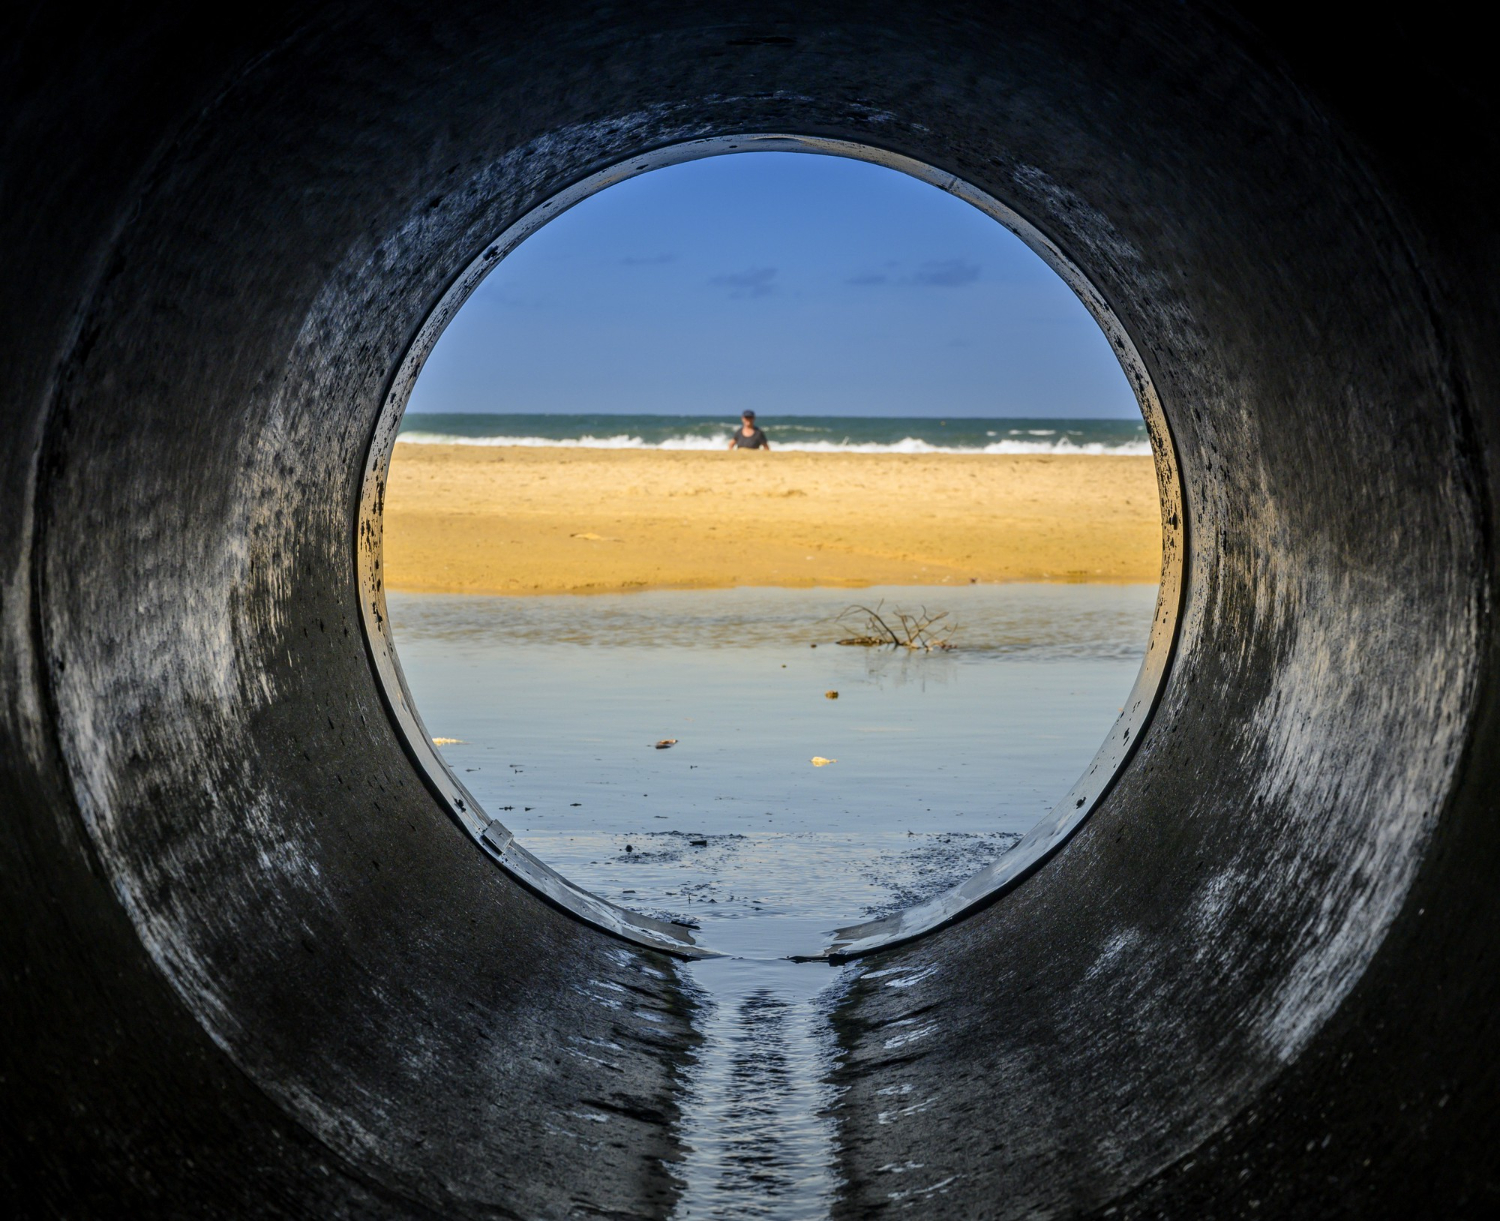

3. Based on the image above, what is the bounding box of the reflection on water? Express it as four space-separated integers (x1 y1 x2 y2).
388 584 1154 1218
673 958 852 1220
390 584 1153 956
392 581 1153 660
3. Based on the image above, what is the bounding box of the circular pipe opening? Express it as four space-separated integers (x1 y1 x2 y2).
356 134 1186 960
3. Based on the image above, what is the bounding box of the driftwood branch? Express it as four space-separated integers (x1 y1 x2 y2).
835 601 957 650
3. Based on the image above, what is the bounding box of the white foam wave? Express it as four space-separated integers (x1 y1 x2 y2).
396 431 1151 456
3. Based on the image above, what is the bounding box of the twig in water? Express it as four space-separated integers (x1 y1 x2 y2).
835 601 957 650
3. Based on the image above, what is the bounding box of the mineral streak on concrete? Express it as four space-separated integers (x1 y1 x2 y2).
3 3 1499 1219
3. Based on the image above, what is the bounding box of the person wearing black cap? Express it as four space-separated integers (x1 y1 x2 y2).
727 410 771 451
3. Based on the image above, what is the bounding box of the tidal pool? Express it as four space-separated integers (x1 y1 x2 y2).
389 583 1154 1217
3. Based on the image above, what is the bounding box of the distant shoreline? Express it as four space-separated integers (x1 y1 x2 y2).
382 443 1161 597
395 411 1152 457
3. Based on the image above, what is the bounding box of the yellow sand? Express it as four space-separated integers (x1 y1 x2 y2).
382 444 1162 596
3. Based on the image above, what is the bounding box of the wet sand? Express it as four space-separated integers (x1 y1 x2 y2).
383 444 1161 595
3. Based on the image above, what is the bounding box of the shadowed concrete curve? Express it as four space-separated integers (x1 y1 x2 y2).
3 3 1497 1218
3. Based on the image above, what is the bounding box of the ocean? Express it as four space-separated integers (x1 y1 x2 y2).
396 412 1150 455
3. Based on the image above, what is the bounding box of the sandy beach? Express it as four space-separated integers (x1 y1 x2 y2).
382 444 1161 595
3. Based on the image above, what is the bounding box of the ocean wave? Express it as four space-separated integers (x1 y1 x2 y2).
396 431 1152 456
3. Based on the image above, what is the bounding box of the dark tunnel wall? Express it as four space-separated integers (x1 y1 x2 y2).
3 3 1498 1218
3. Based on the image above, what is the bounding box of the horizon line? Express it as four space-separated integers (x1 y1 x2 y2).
401 409 1146 420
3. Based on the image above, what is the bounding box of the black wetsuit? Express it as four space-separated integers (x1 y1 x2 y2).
731 426 769 449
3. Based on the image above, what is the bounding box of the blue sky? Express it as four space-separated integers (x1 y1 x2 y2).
408 153 1138 419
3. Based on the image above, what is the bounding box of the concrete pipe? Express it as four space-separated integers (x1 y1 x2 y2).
3 2 1496 1217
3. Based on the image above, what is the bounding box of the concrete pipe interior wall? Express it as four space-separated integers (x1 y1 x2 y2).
3 3 1497 1217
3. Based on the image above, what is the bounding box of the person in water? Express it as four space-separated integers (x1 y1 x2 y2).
727 410 771 451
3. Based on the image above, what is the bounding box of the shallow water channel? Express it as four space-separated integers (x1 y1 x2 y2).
390 583 1154 1217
